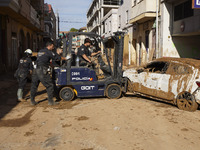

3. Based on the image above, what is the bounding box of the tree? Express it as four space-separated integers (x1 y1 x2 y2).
70 28 78 32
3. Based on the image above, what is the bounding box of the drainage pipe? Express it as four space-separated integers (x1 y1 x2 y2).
156 0 159 58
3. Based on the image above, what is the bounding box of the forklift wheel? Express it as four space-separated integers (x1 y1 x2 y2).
59 87 75 101
105 84 122 99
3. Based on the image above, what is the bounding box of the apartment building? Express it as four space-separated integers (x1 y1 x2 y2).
161 0 200 59
44 3 56 45
117 0 134 66
87 0 122 35
0 0 45 73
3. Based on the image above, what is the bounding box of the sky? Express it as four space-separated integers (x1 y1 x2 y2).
44 0 92 31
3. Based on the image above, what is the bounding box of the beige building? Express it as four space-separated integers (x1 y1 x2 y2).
129 0 157 66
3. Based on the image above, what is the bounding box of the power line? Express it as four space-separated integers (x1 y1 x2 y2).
60 21 86 23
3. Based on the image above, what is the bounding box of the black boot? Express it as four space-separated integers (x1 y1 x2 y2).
30 97 38 106
48 99 59 106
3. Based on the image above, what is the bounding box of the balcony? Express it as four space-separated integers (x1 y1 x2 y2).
129 0 157 24
103 0 122 5
0 0 42 31
0 0 20 15
30 6 40 28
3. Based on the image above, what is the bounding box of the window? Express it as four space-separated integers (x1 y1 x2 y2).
145 62 169 73
170 63 192 74
174 0 193 21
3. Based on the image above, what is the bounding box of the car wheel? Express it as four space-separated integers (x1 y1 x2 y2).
59 87 75 101
176 92 198 111
105 84 122 99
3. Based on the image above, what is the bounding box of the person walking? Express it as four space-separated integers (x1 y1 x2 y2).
15 49 33 102
30 41 70 105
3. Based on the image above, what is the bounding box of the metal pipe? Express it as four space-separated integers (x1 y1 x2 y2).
129 40 131 65
156 0 159 58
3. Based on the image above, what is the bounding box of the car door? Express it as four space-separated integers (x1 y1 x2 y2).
139 61 169 97
163 62 194 100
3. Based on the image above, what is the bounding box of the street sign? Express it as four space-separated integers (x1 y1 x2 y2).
192 0 200 9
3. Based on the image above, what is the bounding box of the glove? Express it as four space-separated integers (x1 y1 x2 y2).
65 54 71 60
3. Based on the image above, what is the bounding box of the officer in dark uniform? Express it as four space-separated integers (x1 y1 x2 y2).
51 47 64 99
52 47 63 67
15 49 33 102
77 38 101 66
30 41 70 105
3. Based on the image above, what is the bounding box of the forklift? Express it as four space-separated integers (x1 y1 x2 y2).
54 31 128 101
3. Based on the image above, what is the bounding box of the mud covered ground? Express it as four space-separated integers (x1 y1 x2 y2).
0 82 200 150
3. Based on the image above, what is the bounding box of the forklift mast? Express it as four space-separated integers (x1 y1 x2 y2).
112 32 125 80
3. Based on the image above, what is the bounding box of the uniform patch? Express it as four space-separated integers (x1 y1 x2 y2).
38 52 45 57
81 48 84 51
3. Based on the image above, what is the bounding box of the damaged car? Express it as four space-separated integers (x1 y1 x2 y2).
123 57 200 111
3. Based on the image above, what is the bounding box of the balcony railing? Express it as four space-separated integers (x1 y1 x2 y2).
103 0 122 5
30 6 40 26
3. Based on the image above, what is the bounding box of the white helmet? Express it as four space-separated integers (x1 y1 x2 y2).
24 49 32 55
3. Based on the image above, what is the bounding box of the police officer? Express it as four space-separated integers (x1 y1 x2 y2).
52 47 63 67
30 41 70 106
16 49 33 102
51 47 65 99
77 38 101 66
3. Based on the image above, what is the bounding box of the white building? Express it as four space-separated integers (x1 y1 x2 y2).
101 9 118 38
117 0 134 66
87 0 122 35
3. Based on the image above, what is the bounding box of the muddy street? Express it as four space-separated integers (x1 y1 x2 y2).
0 81 200 150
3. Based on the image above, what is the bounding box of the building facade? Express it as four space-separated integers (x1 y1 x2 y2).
117 0 134 66
87 0 122 35
0 0 45 73
129 0 157 66
161 0 200 59
44 3 56 45
87 0 200 67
